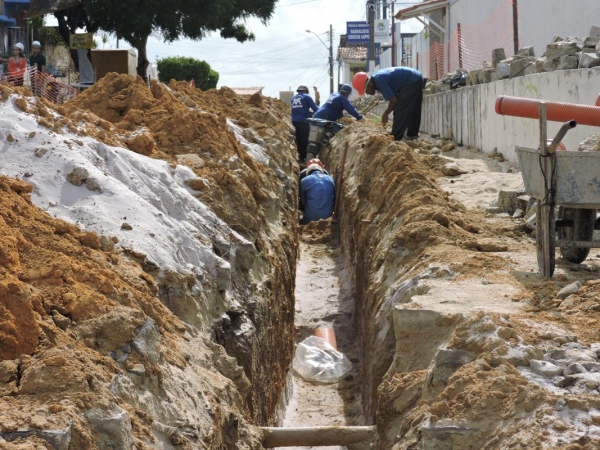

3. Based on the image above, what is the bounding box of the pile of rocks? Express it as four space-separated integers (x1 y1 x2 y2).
425 25 600 93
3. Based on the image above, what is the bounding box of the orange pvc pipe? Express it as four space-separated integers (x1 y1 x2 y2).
495 95 600 127
314 327 337 350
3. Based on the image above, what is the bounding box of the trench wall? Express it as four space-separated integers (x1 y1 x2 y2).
420 67 600 161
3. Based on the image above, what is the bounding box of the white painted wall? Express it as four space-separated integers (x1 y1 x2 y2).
519 0 600 57
420 67 600 162
404 0 600 76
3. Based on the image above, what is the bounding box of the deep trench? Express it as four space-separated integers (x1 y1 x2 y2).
278 228 365 449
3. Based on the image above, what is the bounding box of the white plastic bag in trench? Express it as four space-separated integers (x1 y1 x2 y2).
292 336 352 383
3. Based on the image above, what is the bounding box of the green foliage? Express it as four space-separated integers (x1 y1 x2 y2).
82 0 277 53
157 56 219 90
28 17 67 48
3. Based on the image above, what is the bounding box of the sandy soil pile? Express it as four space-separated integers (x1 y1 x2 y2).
0 174 192 448
0 76 299 448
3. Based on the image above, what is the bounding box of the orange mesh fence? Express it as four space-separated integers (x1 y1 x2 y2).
1 66 79 104
414 0 516 81
416 41 449 81
450 0 516 72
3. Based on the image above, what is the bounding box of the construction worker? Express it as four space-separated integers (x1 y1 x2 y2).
291 85 319 163
298 158 329 212
313 84 363 122
29 41 46 96
365 67 424 141
299 163 335 225
28 41 46 74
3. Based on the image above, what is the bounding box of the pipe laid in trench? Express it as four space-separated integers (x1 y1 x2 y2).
495 95 600 126
314 326 337 350
261 426 376 447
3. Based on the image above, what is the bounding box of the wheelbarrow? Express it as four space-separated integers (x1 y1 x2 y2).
496 95 600 278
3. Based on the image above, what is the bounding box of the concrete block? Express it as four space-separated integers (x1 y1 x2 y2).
546 42 579 60
517 46 535 57
579 52 600 68
584 36 600 47
497 190 526 215
590 26 600 37
510 57 536 78
495 61 511 79
477 68 493 83
468 69 481 86
491 48 506 67
542 59 560 72
557 54 579 70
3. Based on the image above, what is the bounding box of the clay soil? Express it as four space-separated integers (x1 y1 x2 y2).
2 73 600 450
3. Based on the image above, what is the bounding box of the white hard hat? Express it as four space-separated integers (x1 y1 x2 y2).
14 42 24 51
32 41 41 48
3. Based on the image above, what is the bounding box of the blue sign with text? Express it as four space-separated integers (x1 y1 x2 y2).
346 21 370 44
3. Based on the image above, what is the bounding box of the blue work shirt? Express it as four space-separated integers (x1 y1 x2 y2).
291 92 319 122
371 67 423 101
313 92 363 121
300 171 336 224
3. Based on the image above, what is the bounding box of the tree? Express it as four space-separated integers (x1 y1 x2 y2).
157 57 219 90
82 0 278 80
28 16 66 48
53 4 99 75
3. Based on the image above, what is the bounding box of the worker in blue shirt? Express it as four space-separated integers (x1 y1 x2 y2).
313 84 363 121
300 163 336 224
291 85 319 162
365 67 424 141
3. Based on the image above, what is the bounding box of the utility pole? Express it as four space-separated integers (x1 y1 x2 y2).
391 1 395 66
368 1 375 72
329 24 334 93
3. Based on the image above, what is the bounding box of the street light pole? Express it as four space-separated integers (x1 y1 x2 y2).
306 27 335 94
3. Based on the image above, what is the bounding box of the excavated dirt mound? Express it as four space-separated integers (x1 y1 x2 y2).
0 75 298 448
324 124 600 449
0 175 186 448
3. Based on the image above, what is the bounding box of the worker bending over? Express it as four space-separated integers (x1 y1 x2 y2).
299 163 335 224
365 67 424 141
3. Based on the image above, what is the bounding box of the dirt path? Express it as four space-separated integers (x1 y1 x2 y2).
282 228 364 449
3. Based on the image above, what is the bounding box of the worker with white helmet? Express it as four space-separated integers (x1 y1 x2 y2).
299 163 335 225
29 41 46 74
28 40 46 96
0 43 27 86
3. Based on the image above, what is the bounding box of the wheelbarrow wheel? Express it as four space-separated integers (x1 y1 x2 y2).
536 202 555 278
557 207 596 264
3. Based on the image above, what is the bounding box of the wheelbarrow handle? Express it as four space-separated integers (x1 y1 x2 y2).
548 120 577 153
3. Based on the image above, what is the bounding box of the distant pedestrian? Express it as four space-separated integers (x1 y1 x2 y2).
365 67 424 141
300 163 335 224
313 86 321 106
0 43 27 87
313 84 363 122
291 85 319 163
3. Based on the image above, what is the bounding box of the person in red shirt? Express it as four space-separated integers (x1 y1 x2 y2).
1 43 27 86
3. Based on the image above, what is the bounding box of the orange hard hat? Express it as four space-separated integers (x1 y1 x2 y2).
307 158 323 167
352 72 368 96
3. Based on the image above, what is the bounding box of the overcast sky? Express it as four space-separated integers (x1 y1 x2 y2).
92 0 424 99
